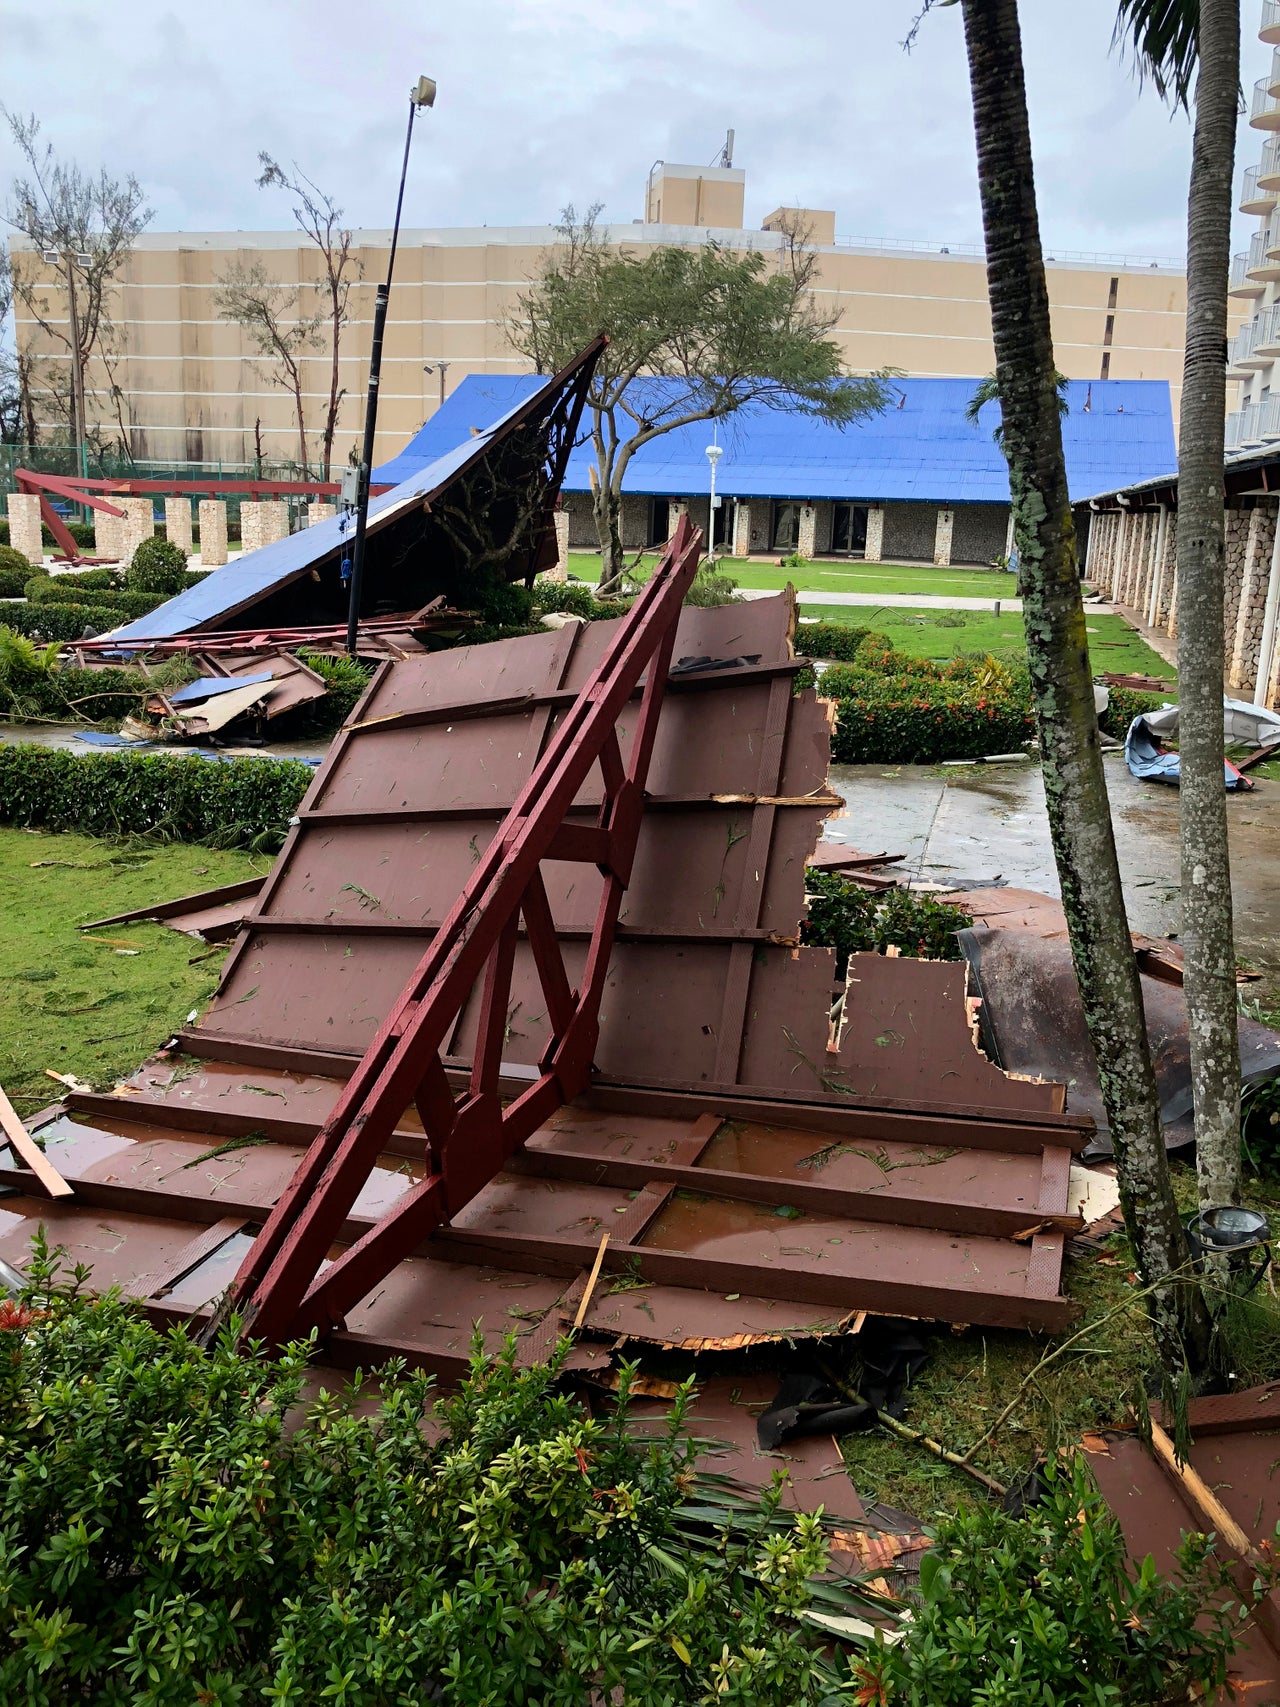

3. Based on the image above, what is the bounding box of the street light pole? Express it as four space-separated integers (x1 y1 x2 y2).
705 440 723 571
346 74 437 657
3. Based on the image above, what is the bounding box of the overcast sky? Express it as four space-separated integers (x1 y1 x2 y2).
0 0 1270 262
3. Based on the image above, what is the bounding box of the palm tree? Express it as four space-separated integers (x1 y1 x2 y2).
955 0 1213 1377
1114 2 1244 1220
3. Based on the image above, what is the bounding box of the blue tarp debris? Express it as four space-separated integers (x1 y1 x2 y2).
1124 715 1252 790
167 673 275 706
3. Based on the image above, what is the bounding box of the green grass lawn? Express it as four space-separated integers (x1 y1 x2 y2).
566 551 1017 600
0 828 266 1112
799 604 1177 681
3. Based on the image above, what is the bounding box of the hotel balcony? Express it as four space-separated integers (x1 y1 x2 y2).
1252 71 1280 126
1232 250 1267 296
1248 226 1280 278
1256 305 1280 359
1260 135 1280 189
1228 324 1264 376
1226 410 1246 453
1265 0 1280 45
1242 163 1280 215
1241 401 1265 446
1261 394 1280 439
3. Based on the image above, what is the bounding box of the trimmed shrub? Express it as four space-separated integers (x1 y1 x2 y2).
0 1249 844 1707
797 622 874 663
830 680 1035 764
0 744 312 848
0 544 34 588
26 567 119 595
25 582 168 618
0 602 133 643
125 534 187 594
1100 682 1169 739
530 580 620 621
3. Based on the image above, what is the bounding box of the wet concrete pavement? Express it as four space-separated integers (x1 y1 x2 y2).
824 755 1280 991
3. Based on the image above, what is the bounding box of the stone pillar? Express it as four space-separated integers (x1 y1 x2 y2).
864 504 885 564
240 500 289 554
306 501 336 529
1155 513 1177 629
164 496 193 555
669 499 688 542
933 508 955 567
6 492 43 565
198 499 228 567
1232 502 1280 692
1004 508 1016 561
93 502 125 562
797 502 817 559
732 501 752 558
119 497 155 564
547 509 569 581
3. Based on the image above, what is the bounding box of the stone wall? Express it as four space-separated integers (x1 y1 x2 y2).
1230 501 1278 693
881 502 937 563
306 502 336 529
951 504 1008 567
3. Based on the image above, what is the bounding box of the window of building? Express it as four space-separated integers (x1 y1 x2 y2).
830 502 869 556
772 501 801 552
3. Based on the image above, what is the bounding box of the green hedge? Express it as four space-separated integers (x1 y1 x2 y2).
0 568 29 601
26 582 168 617
25 569 118 596
0 660 151 724
0 602 133 642
831 682 1036 764
796 622 876 662
1100 683 1168 739
0 745 312 848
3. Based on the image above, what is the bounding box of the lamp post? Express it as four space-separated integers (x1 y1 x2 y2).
346 74 437 657
705 440 722 570
423 360 451 411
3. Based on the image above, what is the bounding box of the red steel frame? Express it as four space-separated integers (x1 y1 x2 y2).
217 515 705 1348
14 469 393 563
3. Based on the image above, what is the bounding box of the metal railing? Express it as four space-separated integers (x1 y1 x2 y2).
1231 325 1256 369
1241 401 1265 444
1232 252 1254 291
1226 410 1244 452
1250 228 1274 271
826 233 1181 270
1243 164 1278 208
1265 0 1280 34
1253 75 1280 120
1261 395 1280 438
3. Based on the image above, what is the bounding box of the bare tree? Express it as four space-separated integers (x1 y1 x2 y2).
215 261 321 475
1 109 150 459
256 155 361 481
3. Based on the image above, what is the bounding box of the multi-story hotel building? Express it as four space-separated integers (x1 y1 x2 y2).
1226 3 1280 448
10 158 1195 470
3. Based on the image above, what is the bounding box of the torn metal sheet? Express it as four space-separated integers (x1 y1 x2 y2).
82 878 267 943
1085 1389 1280 1698
951 888 1280 1154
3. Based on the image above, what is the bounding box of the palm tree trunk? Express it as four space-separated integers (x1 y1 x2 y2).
960 0 1212 1376
1179 0 1242 1216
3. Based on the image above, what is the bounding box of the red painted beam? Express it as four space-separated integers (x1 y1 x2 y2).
211 516 704 1350
16 468 391 501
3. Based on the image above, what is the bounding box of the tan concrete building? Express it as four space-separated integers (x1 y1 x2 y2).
10 159 1199 471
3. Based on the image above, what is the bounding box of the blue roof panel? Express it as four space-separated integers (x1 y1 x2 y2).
377 374 1175 507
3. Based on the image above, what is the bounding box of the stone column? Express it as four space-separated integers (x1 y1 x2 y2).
306 501 336 529
92 502 125 562
732 500 752 558
1155 513 1177 629
669 500 688 542
864 504 884 564
119 497 155 563
198 499 228 567
240 500 289 553
1004 508 1016 560
933 508 955 567
1233 502 1280 692
797 502 817 559
547 509 569 580
6 492 43 565
164 497 193 555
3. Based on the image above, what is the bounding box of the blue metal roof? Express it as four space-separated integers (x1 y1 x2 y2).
375 375 1176 507
110 385 548 642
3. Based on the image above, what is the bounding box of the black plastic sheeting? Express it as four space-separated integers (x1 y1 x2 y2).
959 920 1280 1158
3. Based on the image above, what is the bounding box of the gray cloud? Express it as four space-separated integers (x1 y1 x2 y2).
0 0 1266 262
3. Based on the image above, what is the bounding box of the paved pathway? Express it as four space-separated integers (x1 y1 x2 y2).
765 589 1023 612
